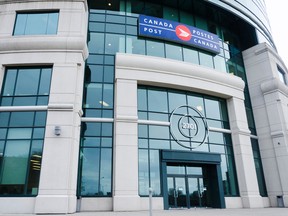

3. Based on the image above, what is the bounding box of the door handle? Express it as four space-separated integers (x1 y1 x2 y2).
174 189 178 198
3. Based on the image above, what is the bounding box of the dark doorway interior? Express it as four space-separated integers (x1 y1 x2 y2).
161 150 225 209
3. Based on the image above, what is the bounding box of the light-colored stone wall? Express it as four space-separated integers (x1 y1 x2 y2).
0 0 88 214
243 42 288 207
113 53 265 210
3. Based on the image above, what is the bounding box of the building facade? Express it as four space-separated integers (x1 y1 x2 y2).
0 0 287 214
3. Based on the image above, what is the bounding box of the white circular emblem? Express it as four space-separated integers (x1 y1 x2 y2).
170 105 209 149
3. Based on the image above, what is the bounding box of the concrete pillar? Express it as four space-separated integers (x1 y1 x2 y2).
113 78 140 211
227 97 263 208
35 63 84 214
243 43 288 207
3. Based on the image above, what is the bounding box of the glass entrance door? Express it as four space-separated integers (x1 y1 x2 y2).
167 177 187 208
188 177 207 207
167 165 209 209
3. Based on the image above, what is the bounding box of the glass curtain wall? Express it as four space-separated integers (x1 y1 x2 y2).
0 67 52 196
81 0 266 197
138 86 239 197
86 0 258 134
78 122 113 196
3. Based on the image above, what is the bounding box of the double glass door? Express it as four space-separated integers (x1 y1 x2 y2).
168 176 206 208
167 165 207 209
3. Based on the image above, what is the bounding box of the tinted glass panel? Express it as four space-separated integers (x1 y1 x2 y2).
14 12 59 35
78 122 113 197
15 69 40 95
0 67 52 106
137 86 238 196
0 111 47 196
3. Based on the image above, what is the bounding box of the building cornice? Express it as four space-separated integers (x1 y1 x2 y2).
116 53 245 100
0 36 89 60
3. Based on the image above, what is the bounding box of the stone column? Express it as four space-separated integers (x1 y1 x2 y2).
113 78 140 211
35 63 84 214
227 97 263 208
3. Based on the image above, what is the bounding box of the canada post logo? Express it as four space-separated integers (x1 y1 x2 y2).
138 15 220 54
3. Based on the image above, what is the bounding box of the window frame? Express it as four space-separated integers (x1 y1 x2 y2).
277 65 287 85
0 111 47 197
13 10 59 36
0 66 53 107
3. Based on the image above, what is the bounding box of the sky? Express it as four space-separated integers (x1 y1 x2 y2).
265 0 288 67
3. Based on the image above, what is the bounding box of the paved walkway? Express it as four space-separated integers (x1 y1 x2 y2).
1 208 288 216
74 208 288 216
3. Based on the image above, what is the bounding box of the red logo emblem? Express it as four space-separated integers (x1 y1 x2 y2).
176 25 192 41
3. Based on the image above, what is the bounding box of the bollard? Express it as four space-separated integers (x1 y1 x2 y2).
149 187 153 216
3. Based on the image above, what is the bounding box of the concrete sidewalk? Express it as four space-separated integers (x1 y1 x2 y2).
1 208 288 216
73 208 288 216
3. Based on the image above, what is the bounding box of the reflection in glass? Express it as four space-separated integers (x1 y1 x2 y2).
88 33 105 54
150 150 161 195
167 165 185 175
1 68 52 106
148 89 167 112
183 48 199 64
14 12 59 35
0 111 46 196
100 148 112 196
79 122 113 197
139 149 149 195
80 148 100 196
199 52 213 68
105 34 125 54
126 36 146 55
205 99 221 120
146 41 165 58
137 86 238 196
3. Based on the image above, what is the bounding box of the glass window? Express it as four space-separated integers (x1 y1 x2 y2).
88 33 105 54
14 12 59 35
84 83 103 109
163 7 178 21
251 139 267 197
79 148 100 196
195 16 208 31
214 56 227 73
105 34 125 54
78 122 113 197
1 141 30 185
138 88 147 111
126 36 146 55
104 66 114 83
204 98 221 120
144 2 162 18
0 111 46 196
168 91 187 112
102 84 114 108
165 44 183 61
149 150 161 195
180 11 194 26
146 40 165 58
183 48 199 65
106 23 125 34
137 86 238 196
277 66 286 85
148 125 170 139
199 52 214 68
0 67 52 106
147 89 168 112
139 149 149 195
167 165 185 175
